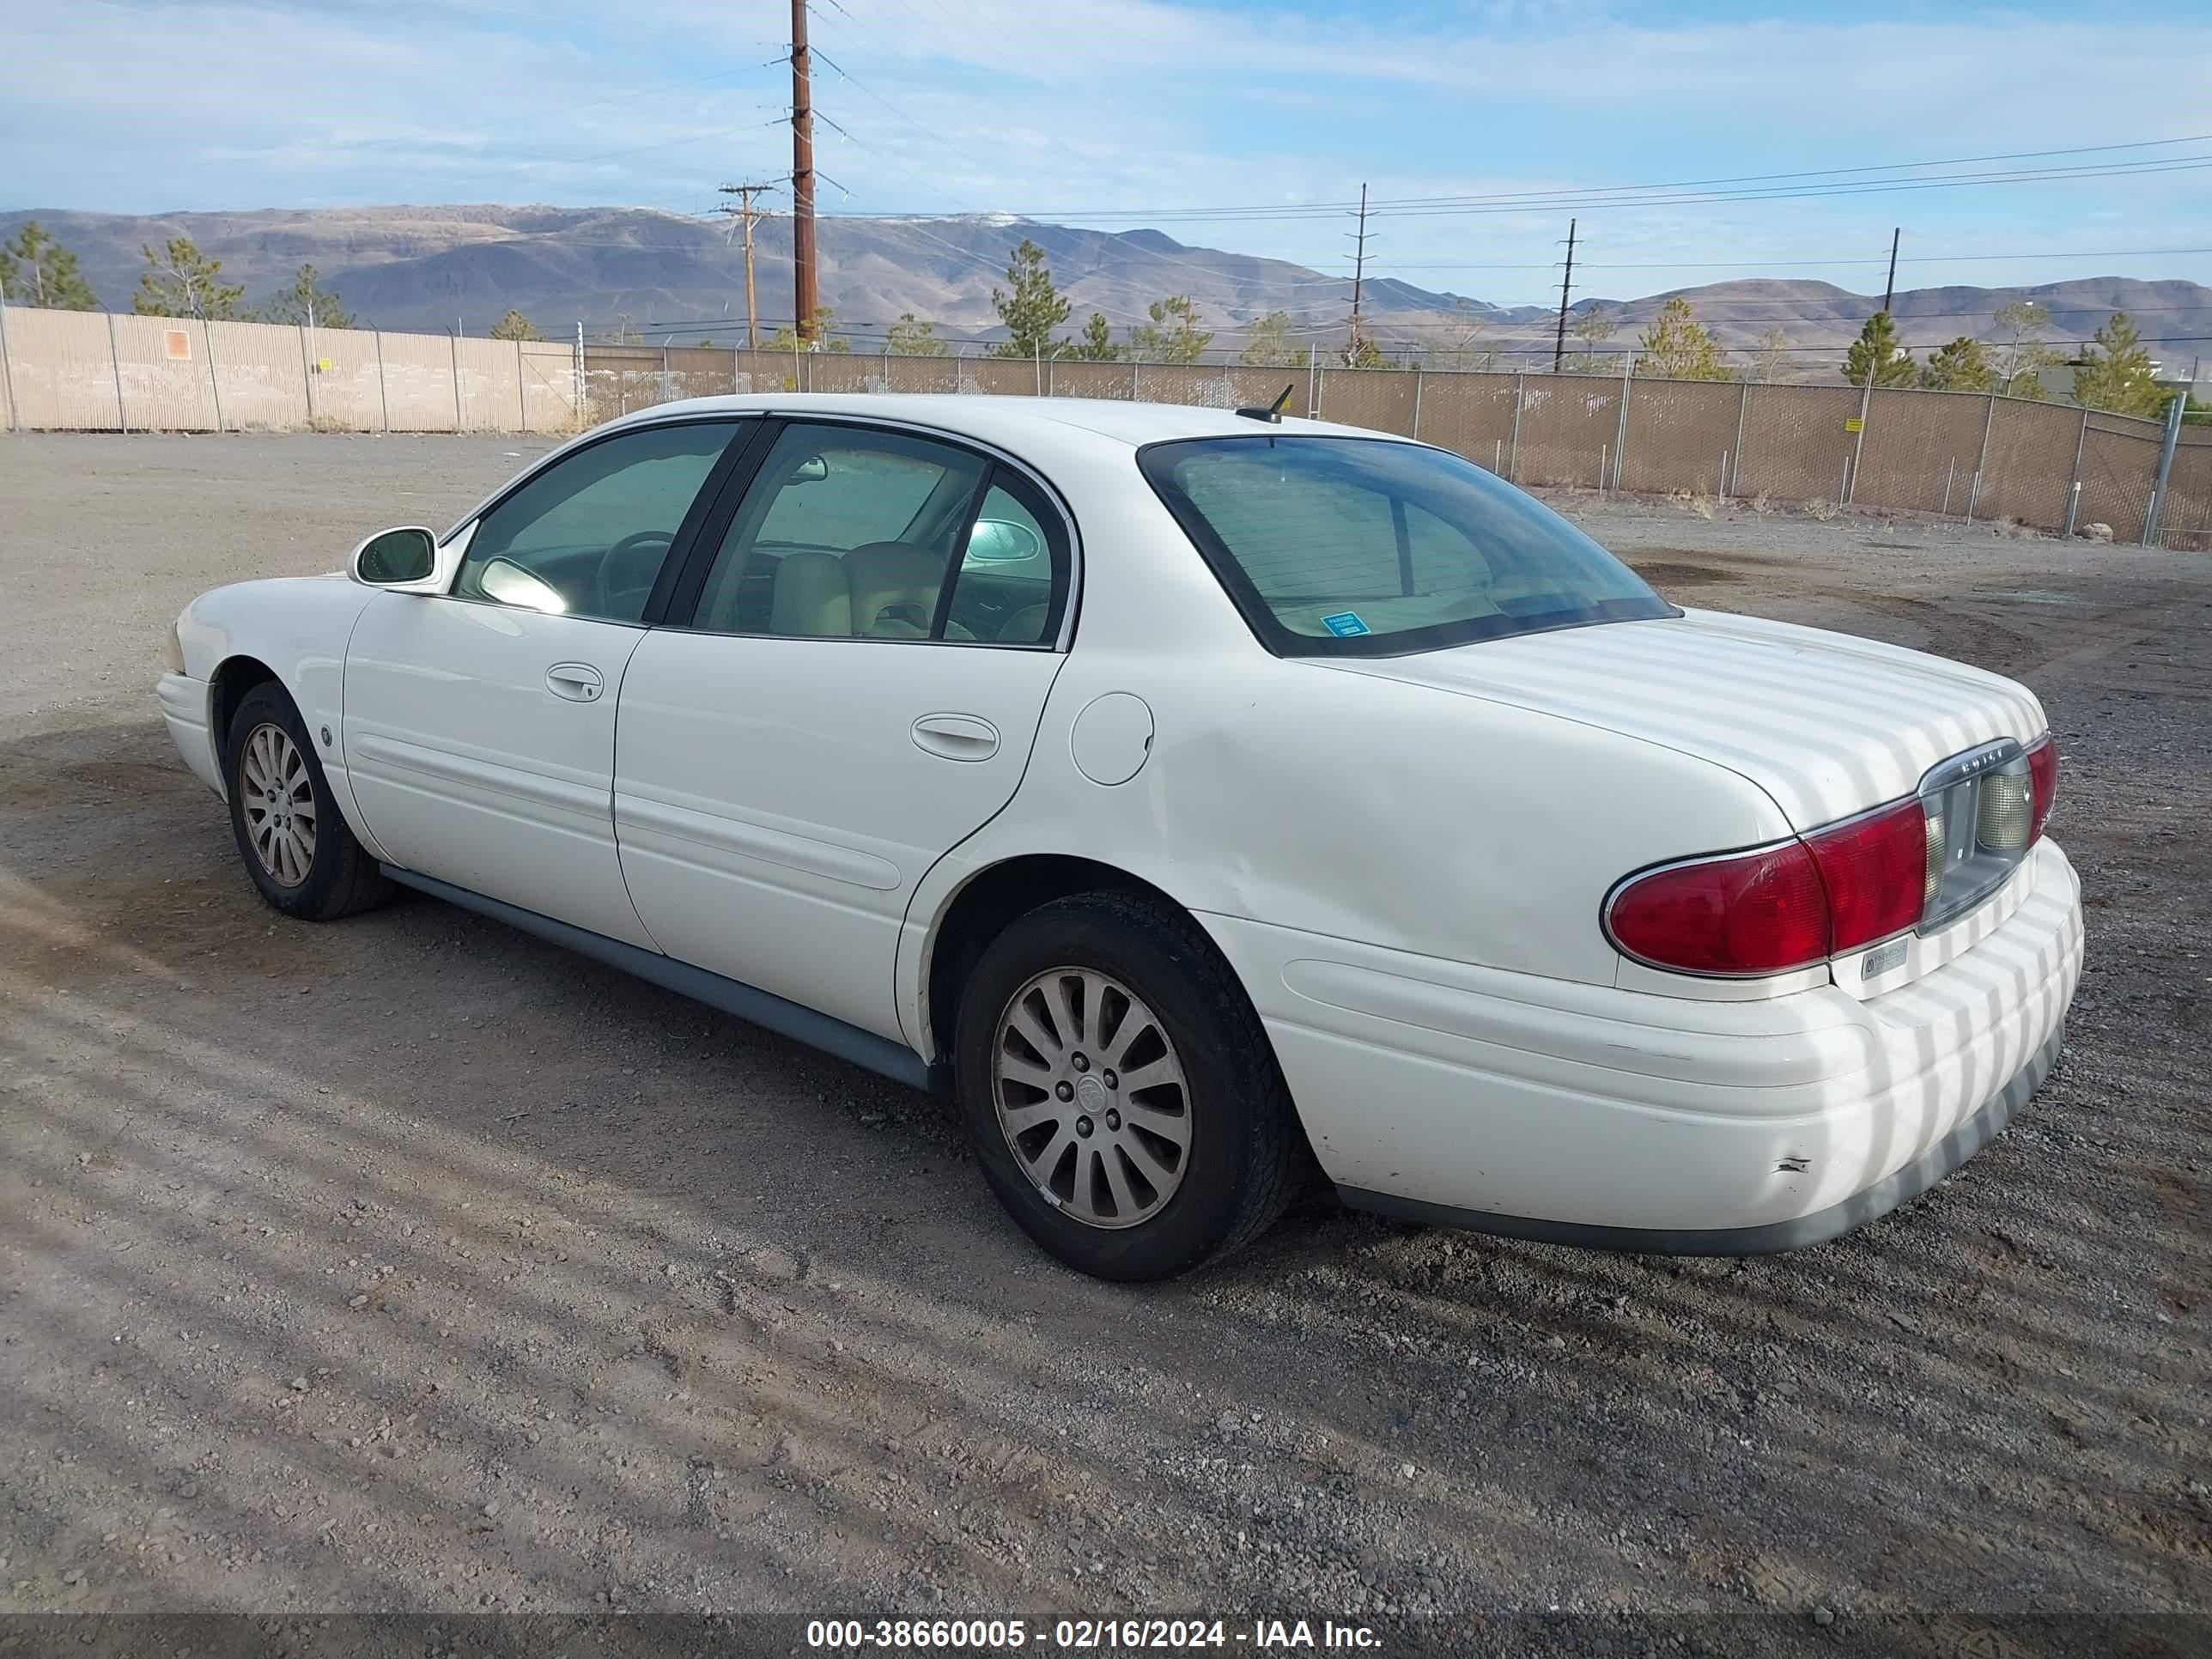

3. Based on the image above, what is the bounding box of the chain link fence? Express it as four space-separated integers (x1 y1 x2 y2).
3 306 2204 549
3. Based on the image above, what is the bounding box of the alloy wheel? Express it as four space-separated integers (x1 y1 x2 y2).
240 721 317 888
992 968 1191 1229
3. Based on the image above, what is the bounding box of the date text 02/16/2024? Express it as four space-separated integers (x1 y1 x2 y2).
805 1618 1383 1650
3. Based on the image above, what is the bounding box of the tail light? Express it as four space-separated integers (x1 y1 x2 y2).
2027 737 2058 844
1607 735 2056 978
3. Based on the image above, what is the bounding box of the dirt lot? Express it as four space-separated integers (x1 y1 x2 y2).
2 432 2208 1653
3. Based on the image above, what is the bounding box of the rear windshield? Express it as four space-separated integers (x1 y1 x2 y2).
1138 434 1675 657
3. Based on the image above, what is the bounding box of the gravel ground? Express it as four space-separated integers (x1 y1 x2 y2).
1 432 2207 1655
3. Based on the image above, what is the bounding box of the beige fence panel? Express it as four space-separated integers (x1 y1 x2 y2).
204 317 310 430
368 330 450 431
583 345 669 422
1511 372 1625 489
7 307 129 429
1316 366 1418 436
1 308 2190 538
2156 430 2212 550
1976 398 2082 528
302 327 387 432
1413 371 1520 474
449 337 510 432
1734 384 1857 504
1850 386 1990 515
1619 378 1741 496
520 340 580 432
801 353 887 395
103 313 218 429
1048 361 1137 400
2075 415 2160 543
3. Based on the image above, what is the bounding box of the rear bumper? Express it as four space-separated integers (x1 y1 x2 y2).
1339 1020 2060 1253
1203 839 2083 1251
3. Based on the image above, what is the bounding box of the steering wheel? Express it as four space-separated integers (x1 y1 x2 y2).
596 530 676 620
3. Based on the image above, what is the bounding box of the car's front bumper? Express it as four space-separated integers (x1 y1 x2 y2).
1201 839 2084 1253
157 672 223 798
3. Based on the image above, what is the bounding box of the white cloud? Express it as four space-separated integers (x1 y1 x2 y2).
5 0 2209 299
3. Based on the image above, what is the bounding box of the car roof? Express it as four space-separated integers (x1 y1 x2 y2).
608 392 1397 453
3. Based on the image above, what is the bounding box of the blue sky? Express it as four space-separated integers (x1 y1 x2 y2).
9 0 2210 310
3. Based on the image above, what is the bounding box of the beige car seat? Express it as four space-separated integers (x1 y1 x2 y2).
769 542 977 640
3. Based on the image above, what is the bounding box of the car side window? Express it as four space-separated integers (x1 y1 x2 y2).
946 472 1070 644
690 423 1000 641
454 420 741 623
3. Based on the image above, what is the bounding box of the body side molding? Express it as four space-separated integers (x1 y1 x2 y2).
380 865 939 1092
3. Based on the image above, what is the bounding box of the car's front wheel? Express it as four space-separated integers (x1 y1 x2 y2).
223 681 395 921
954 891 1306 1280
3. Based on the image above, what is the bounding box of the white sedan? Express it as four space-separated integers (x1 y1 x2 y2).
158 394 2082 1279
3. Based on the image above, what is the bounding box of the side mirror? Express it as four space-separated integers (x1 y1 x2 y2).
963 518 1044 564
787 454 830 485
350 526 438 586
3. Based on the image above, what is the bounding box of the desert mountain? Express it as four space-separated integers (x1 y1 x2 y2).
4 204 2205 380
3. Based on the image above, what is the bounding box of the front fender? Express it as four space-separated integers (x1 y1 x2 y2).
172 575 383 851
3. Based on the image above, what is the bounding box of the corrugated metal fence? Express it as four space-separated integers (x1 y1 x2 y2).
4 307 2207 549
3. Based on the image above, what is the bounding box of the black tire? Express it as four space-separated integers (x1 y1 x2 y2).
953 890 1307 1280
223 681 396 921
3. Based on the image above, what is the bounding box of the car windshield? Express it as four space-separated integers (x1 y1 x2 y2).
1139 434 1676 656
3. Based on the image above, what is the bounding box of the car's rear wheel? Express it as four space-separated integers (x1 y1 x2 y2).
953 890 1305 1280
224 682 395 921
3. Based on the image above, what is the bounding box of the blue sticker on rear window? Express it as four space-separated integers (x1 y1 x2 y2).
1320 611 1371 637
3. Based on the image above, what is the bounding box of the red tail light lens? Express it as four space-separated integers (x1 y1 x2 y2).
1607 841 1831 975
1804 799 1929 953
2027 737 2058 844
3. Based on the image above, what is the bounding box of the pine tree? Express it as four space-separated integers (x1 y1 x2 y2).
1843 310 1915 388
2069 311 2161 417
1064 313 1120 362
256 264 354 329
1917 336 1996 393
1565 302 1617 372
1634 296 1730 380
1992 300 2059 398
1238 310 1297 368
1342 330 1386 368
0 221 98 310
886 313 948 356
765 307 850 353
133 237 243 320
489 309 543 342
1127 295 1212 364
989 239 1069 359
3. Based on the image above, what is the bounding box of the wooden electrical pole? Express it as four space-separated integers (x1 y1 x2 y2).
1881 227 1901 314
790 0 818 343
1553 218 1577 372
716 182 776 349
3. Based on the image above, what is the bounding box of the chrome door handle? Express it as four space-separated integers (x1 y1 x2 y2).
911 713 1000 762
545 662 604 702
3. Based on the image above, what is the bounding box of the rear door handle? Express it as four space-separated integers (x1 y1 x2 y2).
545 662 604 702
911 713 1000 762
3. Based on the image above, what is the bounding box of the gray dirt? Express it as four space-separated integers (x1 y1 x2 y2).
1 433 2207 1645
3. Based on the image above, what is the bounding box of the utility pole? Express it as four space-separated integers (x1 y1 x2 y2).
790 0 818 343
1881 227 1901 314
716 181 776 349
1346 182 1370 363
1553 218 1577 372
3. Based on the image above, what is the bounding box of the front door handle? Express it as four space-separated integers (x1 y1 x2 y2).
912 713 1000 762
545 662 604 702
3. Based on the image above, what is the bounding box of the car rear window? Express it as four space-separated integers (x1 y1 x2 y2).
1138 434 1675 656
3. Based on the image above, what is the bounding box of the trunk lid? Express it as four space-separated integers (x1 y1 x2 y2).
1324 608 2048 830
